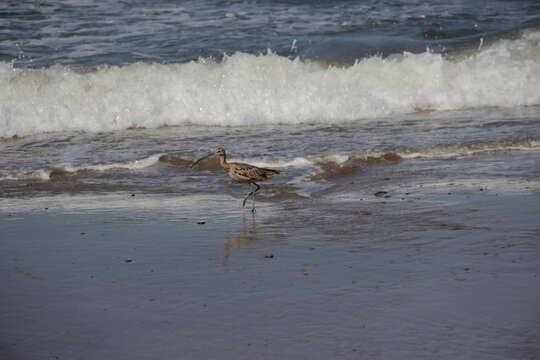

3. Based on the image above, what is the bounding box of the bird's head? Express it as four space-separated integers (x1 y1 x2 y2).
190 147 226 168
214 147 226 157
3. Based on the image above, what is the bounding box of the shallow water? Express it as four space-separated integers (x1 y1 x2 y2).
1 105 539 203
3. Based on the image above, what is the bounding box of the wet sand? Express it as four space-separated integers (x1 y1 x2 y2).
1 183 539 360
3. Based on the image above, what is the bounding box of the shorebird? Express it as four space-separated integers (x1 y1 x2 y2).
190 148 280 212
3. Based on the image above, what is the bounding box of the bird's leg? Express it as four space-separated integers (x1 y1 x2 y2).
251 183 261 213
242 183 254 208
242 183 261 210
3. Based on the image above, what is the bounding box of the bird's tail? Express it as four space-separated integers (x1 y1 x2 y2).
262 168 280 178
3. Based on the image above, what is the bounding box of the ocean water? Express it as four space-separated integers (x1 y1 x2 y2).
2 2 540 359
1 0 540 200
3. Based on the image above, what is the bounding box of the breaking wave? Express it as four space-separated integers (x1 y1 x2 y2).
1 29 539 138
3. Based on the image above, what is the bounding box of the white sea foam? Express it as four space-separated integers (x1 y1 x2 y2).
63 153 164 172
0 154 163 181
0 169 52 181
1 30 539 138
2 137 537 182
397 139 540 160
232 139 540 172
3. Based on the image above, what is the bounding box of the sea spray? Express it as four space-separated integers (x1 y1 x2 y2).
1 30 539 138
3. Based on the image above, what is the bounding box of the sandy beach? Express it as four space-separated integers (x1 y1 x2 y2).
2 160 539 359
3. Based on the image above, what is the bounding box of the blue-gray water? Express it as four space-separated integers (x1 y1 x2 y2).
2 0 540 67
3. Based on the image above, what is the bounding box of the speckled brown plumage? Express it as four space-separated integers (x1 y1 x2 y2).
191 147 280 212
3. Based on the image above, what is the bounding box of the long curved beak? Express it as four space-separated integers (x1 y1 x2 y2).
190 152 215 168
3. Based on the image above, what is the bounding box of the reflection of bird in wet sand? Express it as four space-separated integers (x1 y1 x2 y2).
223 214 257 265
190 147 280 212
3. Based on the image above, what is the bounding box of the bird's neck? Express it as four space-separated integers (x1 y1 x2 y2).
219 155 230 170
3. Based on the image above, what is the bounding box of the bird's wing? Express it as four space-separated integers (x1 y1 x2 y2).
230 163 280 182
231 164 259 181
